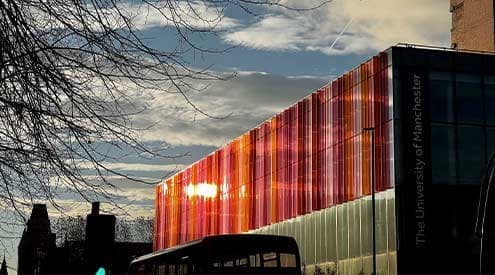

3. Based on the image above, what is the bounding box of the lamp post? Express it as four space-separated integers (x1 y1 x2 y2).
363 127 376 275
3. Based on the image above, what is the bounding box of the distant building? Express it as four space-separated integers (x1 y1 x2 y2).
17 202 152 274
0 255 8 275
17 204 57 275
451 0 495 51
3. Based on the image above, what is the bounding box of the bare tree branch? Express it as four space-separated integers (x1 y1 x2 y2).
0 0 329 243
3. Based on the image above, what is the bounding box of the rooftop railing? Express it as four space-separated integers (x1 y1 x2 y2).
395 43 495 55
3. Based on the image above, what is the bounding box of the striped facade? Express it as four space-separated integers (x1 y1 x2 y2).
154 51 393 266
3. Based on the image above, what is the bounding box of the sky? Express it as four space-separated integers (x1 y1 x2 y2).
4 0 452 272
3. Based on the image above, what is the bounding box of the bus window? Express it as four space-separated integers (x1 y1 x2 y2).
135 263 153 275
263 252 278 267
249 254 261 267
168 264 176 275
135 263 145 274
156 264 167 275
235 257 248 267
178 263 188 275
224 260 233 267
280 253 297 268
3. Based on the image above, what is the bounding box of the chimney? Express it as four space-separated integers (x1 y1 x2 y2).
91 202 100 215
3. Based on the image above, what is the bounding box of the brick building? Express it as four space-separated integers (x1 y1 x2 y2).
451 0 495 52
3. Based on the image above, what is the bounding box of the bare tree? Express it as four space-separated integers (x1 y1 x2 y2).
115 218 132 243
52 216 86 246
0 0 330 240
115 216 153 243
53 215 153 244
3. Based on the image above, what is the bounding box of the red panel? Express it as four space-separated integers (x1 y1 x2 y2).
249 129 256 229
253 128 263 228
300 99 309 214
283 109 289 220
317 91 324 210
311 93 319 210
296 101 303 216
290 105 298 218
278 112 285 221
213 151 220 235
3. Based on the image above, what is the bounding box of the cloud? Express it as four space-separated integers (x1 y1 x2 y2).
223 15 306 51
116 1 240 31
34 1 240 36
75 160 186 173
45 176 157 218
45 173 157 208
131 72 327 147
223 0 451 55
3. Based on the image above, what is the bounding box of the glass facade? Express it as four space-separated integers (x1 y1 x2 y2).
391 47 495 274
250 189 396 275
154 52 395 272
429 72 495 185
154 46 495 274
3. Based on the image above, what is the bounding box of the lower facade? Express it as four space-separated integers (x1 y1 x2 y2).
250 189 396 275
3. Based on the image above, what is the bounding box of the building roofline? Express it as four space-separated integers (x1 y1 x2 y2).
393 43 495 55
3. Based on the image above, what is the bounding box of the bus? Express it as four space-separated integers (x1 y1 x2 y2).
128 234 301 275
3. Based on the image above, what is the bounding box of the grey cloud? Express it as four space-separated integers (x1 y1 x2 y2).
204 72 328 110
47 176 156 211
131 72 327 147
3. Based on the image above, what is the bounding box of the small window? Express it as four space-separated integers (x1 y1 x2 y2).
250 254 261 267
137 264 146 272
178 263 188 275
135 263 152 275
431 124 457 185
157 264 167 275
263 252 277 261
488 128 495 159
430 71 454 123
485 77 495 125
263 252 278 267
456 73 483 124
235 257 248 267
280 253 297 267
458 125 485 184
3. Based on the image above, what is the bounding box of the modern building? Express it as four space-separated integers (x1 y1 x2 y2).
154 45 495 274
450 0 495 52
18 202 152 274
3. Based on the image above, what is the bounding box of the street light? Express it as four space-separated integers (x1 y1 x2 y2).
363 127 376 275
